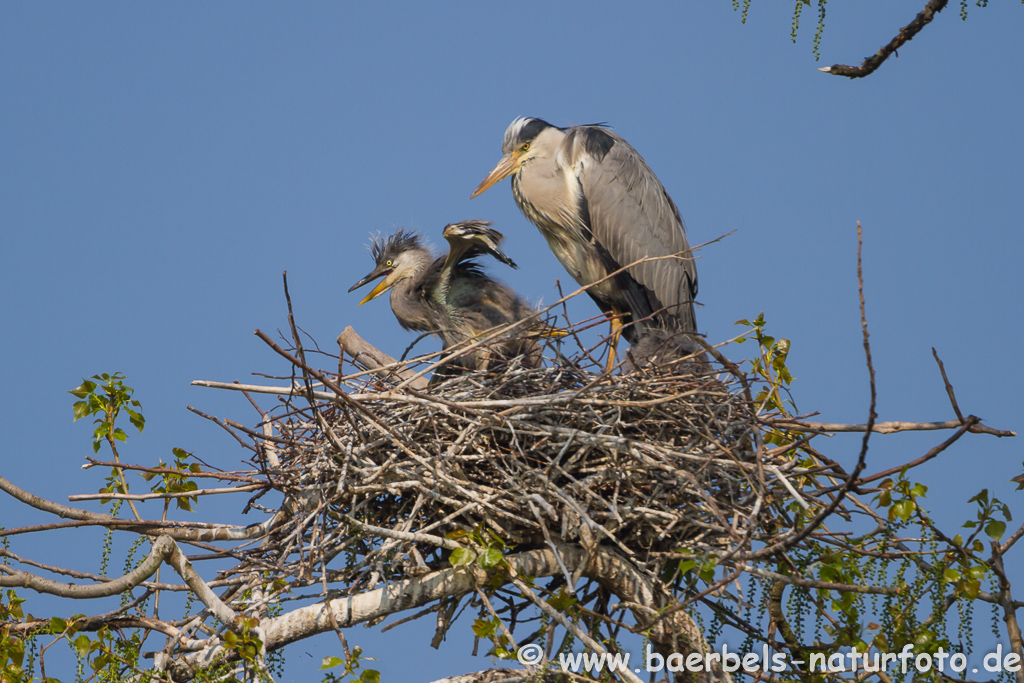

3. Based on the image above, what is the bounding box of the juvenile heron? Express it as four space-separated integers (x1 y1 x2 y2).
347 221 542 371
471 117 698 370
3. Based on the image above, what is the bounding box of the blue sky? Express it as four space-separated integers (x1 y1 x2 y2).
2 3 1021 680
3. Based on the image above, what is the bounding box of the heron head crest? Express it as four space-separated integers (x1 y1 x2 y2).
369 229 424 266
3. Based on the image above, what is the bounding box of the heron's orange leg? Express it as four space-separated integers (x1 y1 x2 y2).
605 312 624 374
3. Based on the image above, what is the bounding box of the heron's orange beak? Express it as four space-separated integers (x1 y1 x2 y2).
470 153 518 199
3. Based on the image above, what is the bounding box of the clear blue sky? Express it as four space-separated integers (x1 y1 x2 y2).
2 3 1021 680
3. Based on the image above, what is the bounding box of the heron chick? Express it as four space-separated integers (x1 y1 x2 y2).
471 117 699 371
348 221 545 372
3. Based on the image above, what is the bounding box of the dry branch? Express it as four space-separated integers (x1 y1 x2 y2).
819 0 949 79
771 417 1014 437
339 325 430 390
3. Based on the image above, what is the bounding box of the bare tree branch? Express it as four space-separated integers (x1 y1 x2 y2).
819 0 949 79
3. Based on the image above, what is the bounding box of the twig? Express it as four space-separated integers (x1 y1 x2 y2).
931 347 965 423
68 484 264 502
770 417 1013 437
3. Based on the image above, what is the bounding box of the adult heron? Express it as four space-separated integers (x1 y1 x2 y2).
347 221 542 371
471 117 698 370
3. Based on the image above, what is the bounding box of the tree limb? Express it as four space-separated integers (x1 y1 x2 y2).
819 0 949 79
166 545 722 683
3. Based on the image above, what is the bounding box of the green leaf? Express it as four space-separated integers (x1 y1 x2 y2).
472 618 497 638
72 400 92 421
891 500 914 522
677 559 698 576
126 408 145 432
68 380 97 399
831 591 855 612
485 529 509 549
449 548 475 567
320 656 344 670
360 670 381 683
985 520 1007 541
478 547 503 569
49 617 67 633
943 568 960 583
7 637 25 667
548 592 577 611
72 634 92 656
91 653 112 672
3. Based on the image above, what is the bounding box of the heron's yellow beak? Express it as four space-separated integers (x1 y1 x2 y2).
470 153 518 199
348 268 395 306
358 279 392 306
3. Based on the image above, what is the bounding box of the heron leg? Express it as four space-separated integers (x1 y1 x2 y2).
605 312 624 374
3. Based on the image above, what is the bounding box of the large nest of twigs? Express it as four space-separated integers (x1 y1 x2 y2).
234 331 799 594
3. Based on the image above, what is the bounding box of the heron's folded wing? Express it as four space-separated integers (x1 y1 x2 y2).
568 127 698 333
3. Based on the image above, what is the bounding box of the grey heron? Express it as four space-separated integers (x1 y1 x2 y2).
348 221 543 371
471 117 698 370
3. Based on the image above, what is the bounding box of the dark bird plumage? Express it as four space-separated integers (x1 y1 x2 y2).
348 222 543 371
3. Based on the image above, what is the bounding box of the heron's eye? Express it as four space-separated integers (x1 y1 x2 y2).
520 143 530 152
385 260 393 267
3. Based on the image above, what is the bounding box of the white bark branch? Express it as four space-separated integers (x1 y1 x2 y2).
169 545 724 683
0 536 175 597
0 473 285 543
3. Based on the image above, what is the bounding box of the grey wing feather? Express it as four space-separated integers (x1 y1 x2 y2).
567 128 698 333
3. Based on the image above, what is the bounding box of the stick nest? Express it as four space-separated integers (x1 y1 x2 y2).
240 339 797 595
